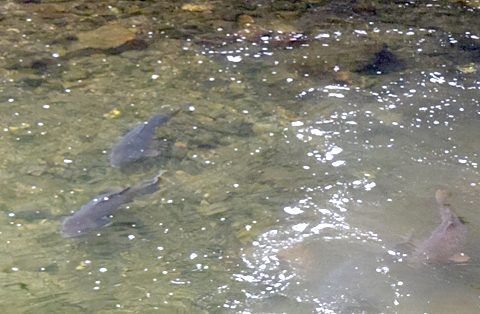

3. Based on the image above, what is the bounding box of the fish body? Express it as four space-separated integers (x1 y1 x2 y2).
412 189 468 264
60 172 164 237
110 114 172 168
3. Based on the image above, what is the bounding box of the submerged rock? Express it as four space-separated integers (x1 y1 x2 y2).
76 23 135 50
356 46 406 75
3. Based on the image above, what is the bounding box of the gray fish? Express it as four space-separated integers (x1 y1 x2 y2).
412 189 469 265
60 172 164 238
110 114 172 168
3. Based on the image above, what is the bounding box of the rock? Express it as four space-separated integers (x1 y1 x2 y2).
181 4 213 12
356 46 407 75
76 23 135 49
237 14 255 28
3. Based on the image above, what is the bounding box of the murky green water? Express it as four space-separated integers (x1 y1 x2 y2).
1 0 480 313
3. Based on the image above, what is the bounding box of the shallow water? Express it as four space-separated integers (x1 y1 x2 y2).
1 0 480 313
231 72 480 313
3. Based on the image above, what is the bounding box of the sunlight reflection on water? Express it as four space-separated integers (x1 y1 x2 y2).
229 71 480 313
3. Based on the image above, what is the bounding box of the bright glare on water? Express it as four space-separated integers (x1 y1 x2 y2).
229 71 480 313
1 1 480 313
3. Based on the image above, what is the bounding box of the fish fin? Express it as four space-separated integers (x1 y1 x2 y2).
143 170 166 186
143 138 173 157
98 216 113 228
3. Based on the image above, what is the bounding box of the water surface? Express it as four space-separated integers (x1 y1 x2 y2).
1 1 480 313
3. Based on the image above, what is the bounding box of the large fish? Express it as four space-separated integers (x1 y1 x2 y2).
110 114 173 168
412 189 469 265
60 172 164 238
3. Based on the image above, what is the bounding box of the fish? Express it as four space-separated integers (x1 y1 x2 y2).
412 189 469 265
60 171 165 238
110 114 173 168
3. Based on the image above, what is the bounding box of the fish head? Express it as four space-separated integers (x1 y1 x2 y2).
60 214 111 238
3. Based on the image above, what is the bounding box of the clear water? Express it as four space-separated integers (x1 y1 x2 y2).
1 1 480 313
232 73 480 313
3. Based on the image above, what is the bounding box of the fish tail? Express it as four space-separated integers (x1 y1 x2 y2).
126 170 166 200
435 189 458 224
149 109 181 127
148 114 172 128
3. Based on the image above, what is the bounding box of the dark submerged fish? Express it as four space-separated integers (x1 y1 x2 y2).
110 114 172 168
412 189 469 265
60 172 164 238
